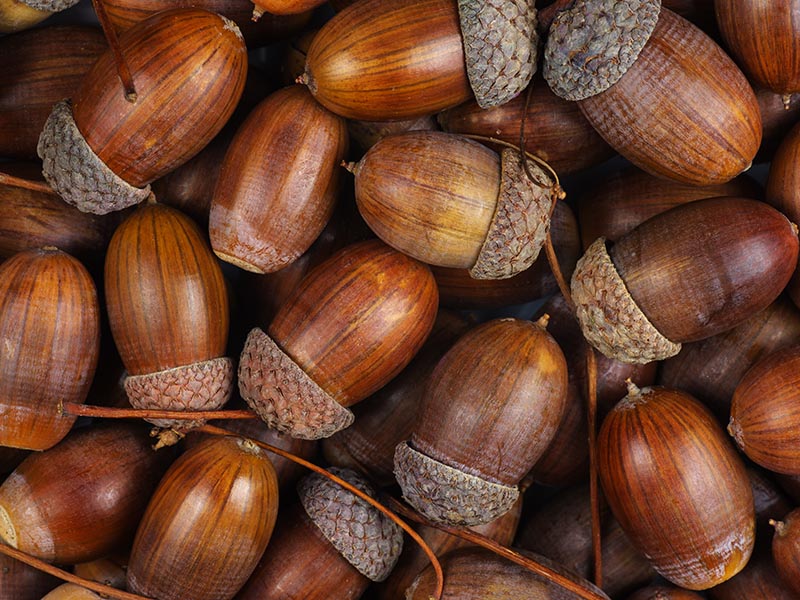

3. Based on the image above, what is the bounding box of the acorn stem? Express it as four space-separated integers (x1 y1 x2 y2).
626 378 641 397
782 94 793 110
91 0 138 103
771 518 787 536
59 403 258 421
0 171 55 195
252 5 265 21
585 344 603 588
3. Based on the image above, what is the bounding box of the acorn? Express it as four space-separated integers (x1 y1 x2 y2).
251 0 324 16
347 115 439 156
40 584 104 599
0 552 60 600
209 85 348 274
710 544 799 600
0 423 171 565
351 130 559 280
302 0 539 120
571 197 799 364
0 0 80 33
626 586 705 600
544 1 761 185
394 317 568 527
771 508 800 595
237 467 403 600
0 25 105 158
729 346 800 476
598 384 755 589
37 8 248 215
126 435 278 600
756 88 800 162
716 0 800 106
73 553 128 591
747 466 793 535
104 202 232 436
238 239 438 440
0 246 99 450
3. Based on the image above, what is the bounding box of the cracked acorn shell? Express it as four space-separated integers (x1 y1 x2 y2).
571 197 799 364
126 435 279 600
238 239 438 440
37 8 248 215
301 0 537 120
544 0 761 185
0 0 80 33
394 317 568 527
352 130 557 280
104 202 232 433
598 385 755 590
0 246 99 451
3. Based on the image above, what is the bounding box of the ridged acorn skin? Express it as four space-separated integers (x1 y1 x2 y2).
598 385 755 590
772 509 800 595
253 0 324 15
729 346 800 475
0 0 80 33
0 423 171 565
709 546 799 600
0 247 99 450
127 435 279 600
302 0 472 121
209 85 348 274
0 26 105 158
716 0 800 100
0 552 60 600
70 8 247 189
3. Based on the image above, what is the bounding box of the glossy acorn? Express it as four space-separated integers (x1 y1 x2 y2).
0 246 99 450
772 509 800 595
394 317 568 527
352 130 559 280
37 8 248 215
571 197 799 363
598 384 755 589
238 239 438 440
104 202 232 434
709 546 799 600
127 435 279 600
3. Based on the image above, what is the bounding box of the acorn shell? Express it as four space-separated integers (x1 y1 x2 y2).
709 546 799 600
772 509 800 595
126 435 279 600
598 385 755 589
627 586 705 600
0 0 80 33
0 552 60 599
41 584 104 599
0 247 99 450
209 85 348 274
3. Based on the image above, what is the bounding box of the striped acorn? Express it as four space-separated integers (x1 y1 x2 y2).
772 509 800 596
709 546 799 600
301 0 538 120
598 384 755 589
0 0 80 33
0 246 99 450
351 130 559 280
37 8 248 215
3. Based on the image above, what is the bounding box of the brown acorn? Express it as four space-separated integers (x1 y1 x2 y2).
0 0 80 33
209 85 348 274
352 130 559 280
127 435 279 600
626 586 705 600
251 0 323 16
729 346 800 475
302 0 539 119
598 384 755 589
394 317 568 527
104 202 232 435
239 239 438 440
238 468 403 600
40 584 104 599
37 8 248 215
747 466 793 534
572 197 799 363
73 553 128 591
0 423 171 565
0 246 99 450
0 25 105 158
709 544 799 600
772 509 800 595
756 87 800 162
0 552 60 600
544 1 761 185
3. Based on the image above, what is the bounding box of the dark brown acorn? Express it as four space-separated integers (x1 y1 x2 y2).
395 317 568 527
209 85 348 274
756 88 800 162
626 586 705 600
238 239 438 439
127 435 279 600
0 552 60 600
598 384 755 589
251 0 324 16
772 508 800 595
0 423 171 565
352 130 559 280
73 553 128 590
40 584 104 599
0 25 105 158
0 0 81 33
0 246 99 450
237 468 403 600
572 197 799 363
710 545 799 600
545 2 761 185
38 8 248 215
104 202 232 435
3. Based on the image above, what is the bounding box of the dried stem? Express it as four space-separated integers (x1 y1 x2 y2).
0 171 55 195
0 543 151 600
585 344 602 587
60 403 257 421
91 0 137 102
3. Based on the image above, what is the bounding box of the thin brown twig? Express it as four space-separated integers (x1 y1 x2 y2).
196 424 445 600
0 543 151 600
584 344 602 588
0 172 55 195
91 0 137 102
60 403 258 421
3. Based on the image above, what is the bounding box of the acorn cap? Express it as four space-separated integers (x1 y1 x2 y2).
571 237 681 363
237 327 355 440
19 0 80 10
459 0 539 109
544 0 661 101
123 356 234 431
469 148 554 280
37 100 151 215
393 441 519 527
298 467 403 582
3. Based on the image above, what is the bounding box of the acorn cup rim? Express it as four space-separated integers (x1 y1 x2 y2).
18 0 80 12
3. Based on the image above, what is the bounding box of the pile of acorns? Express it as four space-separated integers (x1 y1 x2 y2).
2 0 800 598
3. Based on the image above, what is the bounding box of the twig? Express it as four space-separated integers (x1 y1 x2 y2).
585 344 602 587
60 403 257 421
91 0 138 102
